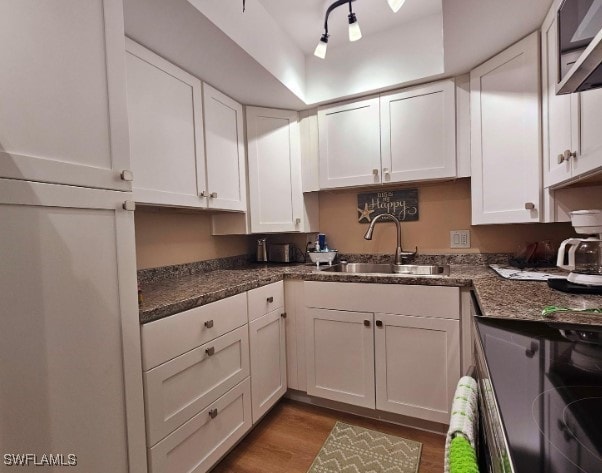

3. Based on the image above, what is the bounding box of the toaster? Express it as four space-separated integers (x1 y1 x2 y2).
268 244 295 263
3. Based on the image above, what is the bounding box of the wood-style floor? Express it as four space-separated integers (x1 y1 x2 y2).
212 399 445 472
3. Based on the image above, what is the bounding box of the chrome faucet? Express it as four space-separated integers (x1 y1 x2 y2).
363 213 416 266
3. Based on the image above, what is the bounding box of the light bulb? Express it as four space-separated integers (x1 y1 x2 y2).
387 0 406 13
348 13 362 42
314 34 328 59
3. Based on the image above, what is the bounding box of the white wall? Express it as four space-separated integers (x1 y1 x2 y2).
305 14 444 105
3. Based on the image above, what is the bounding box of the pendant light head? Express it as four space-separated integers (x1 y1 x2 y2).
314 33 329 59
387 0 406 13
348 12 362 42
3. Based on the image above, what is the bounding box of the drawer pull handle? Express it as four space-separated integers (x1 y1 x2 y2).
206 347 215 356
281 312 287 318
364 320 371 327
209 408 218 419
267 296 274 303
376 320 383 327
204 320 214 329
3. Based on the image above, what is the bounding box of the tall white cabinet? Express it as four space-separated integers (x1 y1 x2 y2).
0 0 132 191
0 4 146 472
470 32 542 224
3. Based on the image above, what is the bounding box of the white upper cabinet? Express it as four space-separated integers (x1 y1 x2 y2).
542 3 602 188
126 40 247 212
470 32 542 225
246 107 305 233
318 97 382 189
380 80 457 183
542 9 578 188
126 39 206 208
203 84 247 212
0 0 131 191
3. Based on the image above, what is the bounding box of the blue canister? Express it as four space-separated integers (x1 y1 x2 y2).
318 233 326 251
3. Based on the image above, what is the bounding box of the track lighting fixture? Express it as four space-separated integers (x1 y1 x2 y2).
314 0 404 59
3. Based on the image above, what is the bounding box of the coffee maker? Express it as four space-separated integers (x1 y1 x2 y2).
556 210 602 290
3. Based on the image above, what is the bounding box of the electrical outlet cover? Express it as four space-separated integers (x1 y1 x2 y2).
450 230 471 249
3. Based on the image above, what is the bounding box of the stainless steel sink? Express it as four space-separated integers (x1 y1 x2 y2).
319 262 450 276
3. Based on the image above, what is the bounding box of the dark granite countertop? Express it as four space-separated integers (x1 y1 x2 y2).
138 262 602 326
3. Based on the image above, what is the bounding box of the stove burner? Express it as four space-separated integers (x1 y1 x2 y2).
533 386 602 473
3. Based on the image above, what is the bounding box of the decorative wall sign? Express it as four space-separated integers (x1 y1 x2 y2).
357 189 419 223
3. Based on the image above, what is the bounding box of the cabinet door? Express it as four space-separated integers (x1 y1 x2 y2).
470 32 542 224
542 12 578 188
249 309 287 423
0 0 131 191
305 309 375 409
375 313 460 423
381 80 456 183
0 179 146 473
318 97 381 189
203 84 247 211
575 89 602 178
246 107 303 233
125 39 207 208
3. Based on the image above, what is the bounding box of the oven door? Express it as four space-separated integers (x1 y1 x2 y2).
474 320 515 473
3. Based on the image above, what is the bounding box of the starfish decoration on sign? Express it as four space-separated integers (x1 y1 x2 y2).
357 203 375 223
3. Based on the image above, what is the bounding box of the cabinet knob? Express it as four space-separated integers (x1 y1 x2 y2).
295 218 301 225
209 408 218 419
364 320 371 327
210 192 218 198
376 320 383 328
122 201 136 211
267 296 274 303
372 169 379 176
204 320 214 329
525 202 535 210
557 153 566 164
563 149 577 161
120 170 134 182
205 346 215 357
281 312 287 319
383 168 390 178
200 191 207 198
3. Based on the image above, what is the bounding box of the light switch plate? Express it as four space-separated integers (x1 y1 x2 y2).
450 230 471 249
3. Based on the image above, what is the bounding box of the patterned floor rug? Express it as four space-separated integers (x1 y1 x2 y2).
307 421 422 473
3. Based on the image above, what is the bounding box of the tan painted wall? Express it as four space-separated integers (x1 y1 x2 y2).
319 179 575 255
135 207 251 269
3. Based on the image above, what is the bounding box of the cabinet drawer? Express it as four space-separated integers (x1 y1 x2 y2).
144 325 250 446
247 281 284 322
148 378 252 473
304 282 460 319
142 293 247 370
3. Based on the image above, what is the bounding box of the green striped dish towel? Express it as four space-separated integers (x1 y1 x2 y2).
444 376 478 473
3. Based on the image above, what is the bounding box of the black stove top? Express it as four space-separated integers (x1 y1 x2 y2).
475 317 602 473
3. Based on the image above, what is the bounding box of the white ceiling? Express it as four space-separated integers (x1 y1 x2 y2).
256 0 441 54
125 0 555 109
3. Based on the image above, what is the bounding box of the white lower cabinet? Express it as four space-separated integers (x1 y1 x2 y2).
303 282 461 423
249 308 287 423
375 313 460 423
144 325 250 446
148 378 252 473
306 309 376 409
